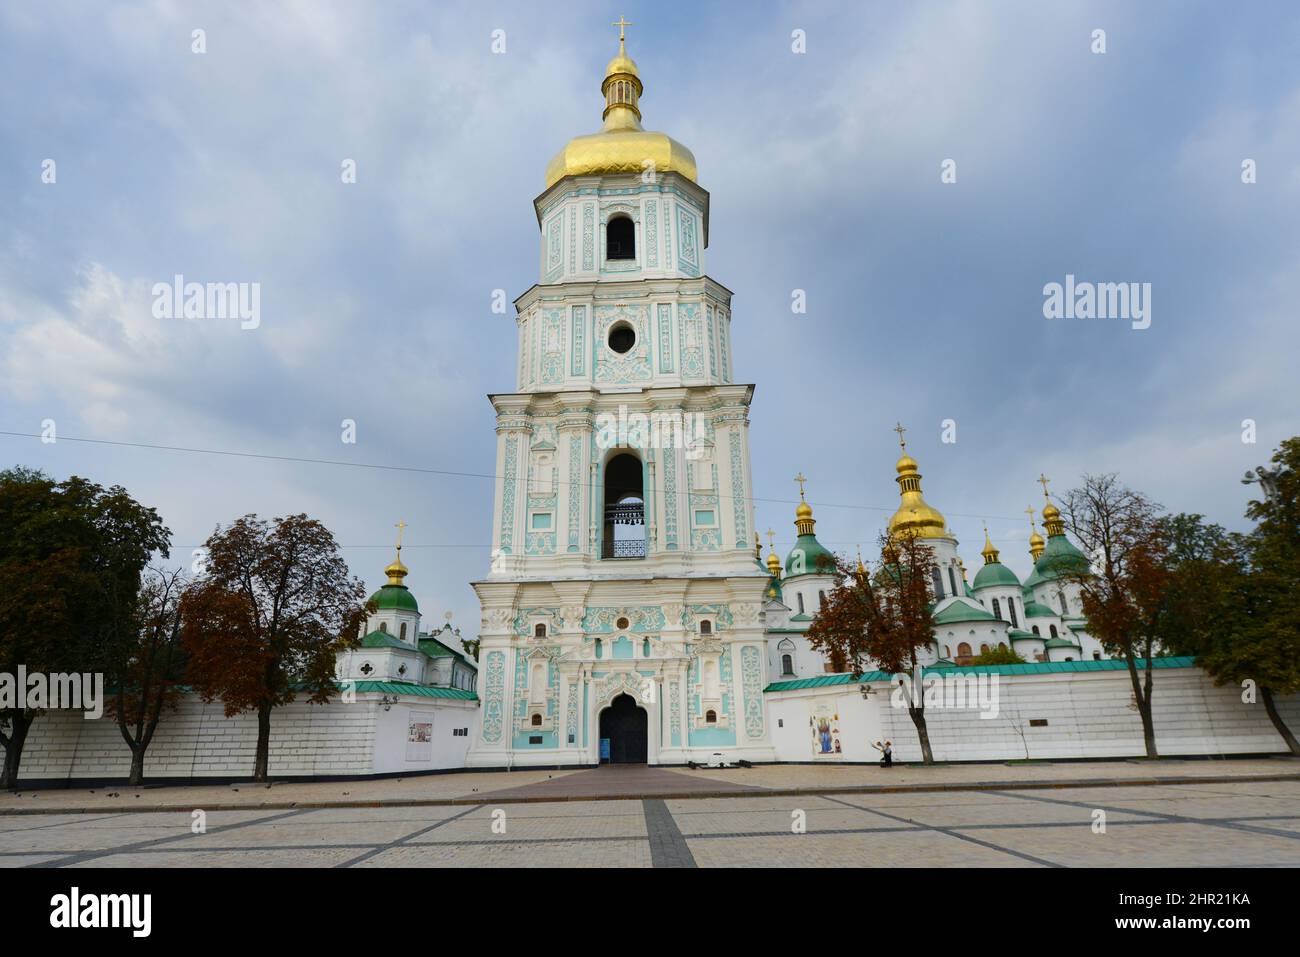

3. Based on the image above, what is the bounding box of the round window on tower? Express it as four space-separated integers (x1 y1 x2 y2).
608 321 635 355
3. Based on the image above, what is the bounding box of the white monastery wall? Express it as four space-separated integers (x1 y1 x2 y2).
16 693 477 783
766 665 1300 764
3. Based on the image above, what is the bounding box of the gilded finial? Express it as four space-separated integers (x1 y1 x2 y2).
893 421 908 451
1037 473 1052 502
792 475 814 532
1027 505 1046 560
764 527 781 577
385 520 409 585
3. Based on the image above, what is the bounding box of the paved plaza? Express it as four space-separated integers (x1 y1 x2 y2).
2 761 1298 867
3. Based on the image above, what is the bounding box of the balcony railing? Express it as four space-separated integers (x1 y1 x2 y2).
602 538 647 559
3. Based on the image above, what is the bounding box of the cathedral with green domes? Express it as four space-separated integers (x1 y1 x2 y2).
759 436 1106 684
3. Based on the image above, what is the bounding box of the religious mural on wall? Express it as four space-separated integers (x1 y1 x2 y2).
810 700 843 758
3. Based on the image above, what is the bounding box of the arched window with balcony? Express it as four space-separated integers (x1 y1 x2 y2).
602 453 646 559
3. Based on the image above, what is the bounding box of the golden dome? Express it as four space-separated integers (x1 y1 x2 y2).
887 443 950 540
895 453 918 474
766 549 781 576
795 500 813 520
543 34 698 189
384 556 408 586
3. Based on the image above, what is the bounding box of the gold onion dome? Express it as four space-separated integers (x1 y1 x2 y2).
384 555 408 586
766 549 782 576
543 27 698 188
887 426 950 541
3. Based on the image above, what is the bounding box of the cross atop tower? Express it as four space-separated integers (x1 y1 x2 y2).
395 519 407 552
612 15 632 44
1037 473 1051 500
1025 505 1036 527
793 472 807 501
766 527 776 549
893 421 907 450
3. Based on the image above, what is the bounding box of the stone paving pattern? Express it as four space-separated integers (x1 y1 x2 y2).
4 757 1296 814
1 766 1297 868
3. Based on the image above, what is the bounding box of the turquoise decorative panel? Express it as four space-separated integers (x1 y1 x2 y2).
663 199 673 269
612 635 634 659
741 645 764 737
706 304 717 378
717 308 729 382
482 651 505 743
663 446 679 550
565 679 579 746
582 606 667 633
567 434 581 552
729 428 747 547
571 305 586 375
645 199 659 267
657 303 673 373
499 436 518 553
677 205 699 276
541 308 564 384
545 213 563 282
669 679 681 747
582 203 595 271
678 302 704 379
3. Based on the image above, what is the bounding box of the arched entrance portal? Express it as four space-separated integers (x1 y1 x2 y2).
599 693 648 764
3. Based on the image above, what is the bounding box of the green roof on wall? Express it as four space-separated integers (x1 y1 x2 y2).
762 656 1197 692
347 681 478 701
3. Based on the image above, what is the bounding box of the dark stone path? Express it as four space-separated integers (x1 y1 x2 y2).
474 764 763 802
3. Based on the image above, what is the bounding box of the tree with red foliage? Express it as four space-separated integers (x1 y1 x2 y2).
1059 474 1165 758
805 531 940 764
180 514 367 781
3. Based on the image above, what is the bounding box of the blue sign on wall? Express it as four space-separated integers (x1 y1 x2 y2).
599 738 611 761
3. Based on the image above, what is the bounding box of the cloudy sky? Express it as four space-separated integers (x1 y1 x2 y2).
2 0 1297 627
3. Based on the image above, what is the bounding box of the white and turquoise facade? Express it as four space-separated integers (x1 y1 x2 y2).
466 38 774 768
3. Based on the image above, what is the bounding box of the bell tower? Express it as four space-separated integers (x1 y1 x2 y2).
468 24 773 769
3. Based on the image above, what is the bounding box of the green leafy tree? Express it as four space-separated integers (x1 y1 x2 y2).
971 646 1026 666
0 469 169 788
1168 441 1300 754
180 514 367 781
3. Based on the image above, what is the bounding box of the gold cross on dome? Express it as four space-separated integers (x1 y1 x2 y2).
766 527 776 549
793 473 807 501
893 422 907 450
1025 505 1036 527
1037 473 1051 500
395 519 407 550
612 16 632 43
